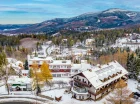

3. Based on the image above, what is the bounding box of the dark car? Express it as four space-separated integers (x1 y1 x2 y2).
133 92 140 97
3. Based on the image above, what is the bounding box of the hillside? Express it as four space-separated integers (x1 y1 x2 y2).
20 38 39 49
3 8 140 34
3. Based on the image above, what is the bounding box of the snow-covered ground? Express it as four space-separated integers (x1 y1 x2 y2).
0 79 139 104
41 79 140 104
0 85 8 95
42 89 105 104
111 37 140 51
127 79 140 93
0 98 45 104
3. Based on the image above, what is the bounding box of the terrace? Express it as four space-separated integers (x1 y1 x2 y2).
72 86 88 94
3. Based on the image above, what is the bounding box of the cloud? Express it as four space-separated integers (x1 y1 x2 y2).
0 5 18 12
0 2 75 17
33 0 50 1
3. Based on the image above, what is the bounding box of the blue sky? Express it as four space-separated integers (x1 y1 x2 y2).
0 0 140 24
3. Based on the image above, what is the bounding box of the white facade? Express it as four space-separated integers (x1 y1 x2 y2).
85 39 95 46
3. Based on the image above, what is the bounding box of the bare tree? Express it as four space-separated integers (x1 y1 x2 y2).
46 81 54 90
57 81 67 89
57 81 62 89
0 66 11 95
60 81 67 88
0 52 13 95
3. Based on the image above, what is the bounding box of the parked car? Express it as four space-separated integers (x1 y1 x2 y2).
133 92 140 97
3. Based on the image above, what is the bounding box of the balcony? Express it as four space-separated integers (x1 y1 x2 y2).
88 80 119 96
51 69 70 72
72 86 88 94
74 78 91 88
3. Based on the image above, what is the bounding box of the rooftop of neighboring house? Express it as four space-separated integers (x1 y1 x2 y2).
49 60 72 65
72 61 128 89
85 39 95 43
71 62 92 71
8 76 33 84
22 70 29 74
27 55 53 61
28 55 72 65
7 58 23 71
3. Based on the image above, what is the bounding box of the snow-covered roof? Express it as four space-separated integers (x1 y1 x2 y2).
28 55 53 61
71 63 92 72
45 41 52 44
50 60 71 65
22 70 29 74
15 61 23 66
74 61 128 89
85 39 94 43
71 64 81 69
8 76 32 84
7 58 17 63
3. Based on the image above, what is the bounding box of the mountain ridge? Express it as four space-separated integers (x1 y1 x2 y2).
1 8 140 34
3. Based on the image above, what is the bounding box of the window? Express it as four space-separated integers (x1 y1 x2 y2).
57 74 61 77
82 96 84 99
79 96 81 99
53 74 56 77
64 74 68 76
23 88 27 91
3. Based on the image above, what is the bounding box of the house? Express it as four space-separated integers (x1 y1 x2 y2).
7 58 24 74
85 39 95 47
28 55 72 77
22 70 29 77
8 76 35 92
27 55 92 78
71 61 128 100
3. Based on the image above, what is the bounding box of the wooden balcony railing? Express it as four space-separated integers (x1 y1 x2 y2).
74 79 91 88
89 80 118 96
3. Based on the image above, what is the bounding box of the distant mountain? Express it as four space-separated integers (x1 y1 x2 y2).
0 24 32 31
3 8 140 34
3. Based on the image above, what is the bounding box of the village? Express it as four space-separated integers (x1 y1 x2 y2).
0 33 140 104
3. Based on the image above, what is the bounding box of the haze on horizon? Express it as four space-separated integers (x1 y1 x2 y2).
0 0 140 24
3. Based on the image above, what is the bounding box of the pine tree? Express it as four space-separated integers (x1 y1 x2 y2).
24 60 29 70
40 61 53 83
127 53 135 72
135 58 140 78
